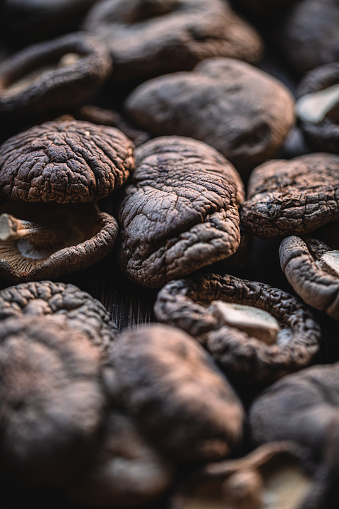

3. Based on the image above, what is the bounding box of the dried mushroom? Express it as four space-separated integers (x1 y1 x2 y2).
83 0 263 83
0 316 106 485
0 119 134 202
0 280 117 353
65 411 173 508
109 324 244 461
295 62 339 154
241 153 339 238
280 222 339 320
171 442 325 509
0 202 118 281
249 363 339 474
125 58 294 176
0 32 112 119
154 274 320 383
117 136 244 288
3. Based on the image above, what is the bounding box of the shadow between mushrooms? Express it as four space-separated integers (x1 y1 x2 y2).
154 273 320 383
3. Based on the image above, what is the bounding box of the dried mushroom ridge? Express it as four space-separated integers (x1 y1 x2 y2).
118 136 244 288
172 442 320 509
280 224 339 320
241 153 339 239
0 120 134 203
83 0 263 82
124 58 295 175
0 316 106 485
0 203 119 282
249 363 339 472
0 32 112 118
110 324 244 461
0 280 117 353
66 411 173 508
154 273 320 383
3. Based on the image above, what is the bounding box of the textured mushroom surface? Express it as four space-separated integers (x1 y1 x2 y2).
83 0 263 83
0 32 112 118
295 63 339 154
171 442 322 509
249 363 339 468
154 274 320 383
117 136 244 288
0 316 106 485
110 324 244 461
0 120 134 203
66 411 173 508
0 280 117 353
280 223 339 320
241 153 339 238
0 203 119 281
124 58 295 175
278 0 339 76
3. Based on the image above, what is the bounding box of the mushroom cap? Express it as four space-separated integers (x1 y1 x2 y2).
109 323 245 461
117 136 244 288
154 273 320 383
83 0 263 82
124 58 295 175
0 316 106 485
0 32 112 118
0 120 134 203
0 280 118 354
241 153 339 238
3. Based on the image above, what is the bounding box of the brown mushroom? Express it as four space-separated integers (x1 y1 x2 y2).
109 324 245 461
117 136 244 288
83 0 263 83
124 58 295 176
0 316 106 485
241 153 339 238
154 273 320 383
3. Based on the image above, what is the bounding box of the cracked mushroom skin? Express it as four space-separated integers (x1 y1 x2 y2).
280 224 339 321
241 153 339 239
0 280 118 354
124 58 295 176
171 442 326 509
0 316 106 486
109 324 245 461
0 203 119 282
0 32 112 119
154 274 320 383
0 119 134 203
117 136 244 288
65 411 173 508
83 0 263 83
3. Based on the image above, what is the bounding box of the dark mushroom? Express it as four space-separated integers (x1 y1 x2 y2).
241 153 339 238
109 324 245 461
0 280 118 354
83 0 263 83
117 136 244 288
124 58 295 176
154 273 320 383
0 316 106 485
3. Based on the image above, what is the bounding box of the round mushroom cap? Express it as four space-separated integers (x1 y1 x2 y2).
117 136 244 288
124 58 295 176
0 280 118 354
154 273 320 383
249 363 339 467
241 153 339 238
110 324 245 461
0 32 112 119
0 120 134 203
83 0 263 83
0 316 106 485
66 411 173 508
